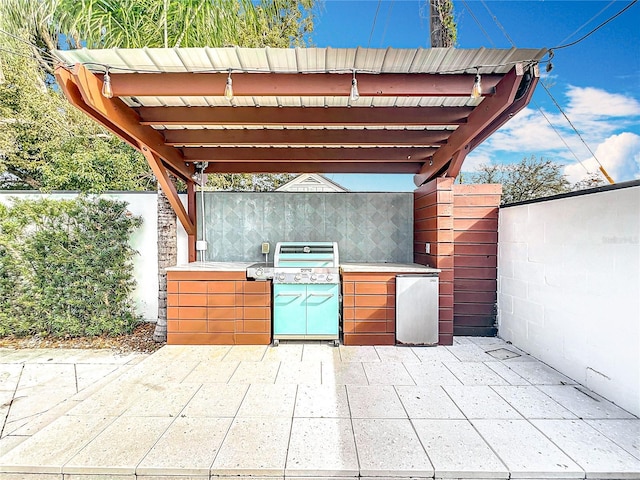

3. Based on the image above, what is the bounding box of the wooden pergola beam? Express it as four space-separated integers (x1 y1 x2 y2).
56 66 190 181
56 68 139 148
66 64 194 181
414 65 525 185
56 61 540 205
183 146 436 163
164 129 449 147
469 69 540 152
110 72 504 97
204 161 422 174
445 149 470 182
138 106 473 126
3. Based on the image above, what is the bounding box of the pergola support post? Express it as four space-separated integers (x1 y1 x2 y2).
141 147 195 237
187 181 197 262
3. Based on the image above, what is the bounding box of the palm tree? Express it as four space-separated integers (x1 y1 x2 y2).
0 0 59 75
56 0 313 49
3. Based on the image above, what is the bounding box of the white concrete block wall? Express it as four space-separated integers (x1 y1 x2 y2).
498 184 640 416
0 192 188 322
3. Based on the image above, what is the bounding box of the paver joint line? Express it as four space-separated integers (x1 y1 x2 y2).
133 382 207 474
0 364 24 438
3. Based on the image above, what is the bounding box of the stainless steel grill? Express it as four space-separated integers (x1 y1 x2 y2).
272 242 340 345
273 242 339 284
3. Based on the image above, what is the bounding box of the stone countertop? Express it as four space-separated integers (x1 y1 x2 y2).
340 263 440 274
166 261 440 274
166 261 254 272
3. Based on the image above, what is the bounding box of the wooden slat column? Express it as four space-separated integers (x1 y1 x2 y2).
452 184 502 336
414 178 455 345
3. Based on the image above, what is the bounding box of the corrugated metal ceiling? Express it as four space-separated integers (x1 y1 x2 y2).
54 46 546 112
54 46 546 74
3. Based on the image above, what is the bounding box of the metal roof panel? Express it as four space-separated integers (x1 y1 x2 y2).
380 48 419 72
325 48 357 72
55 47 546 75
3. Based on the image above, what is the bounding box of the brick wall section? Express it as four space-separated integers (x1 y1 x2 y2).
342 273 397 345
167 271 271 345
414 178 455 345
452 184 502 336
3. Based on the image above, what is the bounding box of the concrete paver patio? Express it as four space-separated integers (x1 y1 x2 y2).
0 337 638 480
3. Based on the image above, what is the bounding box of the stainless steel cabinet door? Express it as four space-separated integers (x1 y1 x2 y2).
396 275 439 345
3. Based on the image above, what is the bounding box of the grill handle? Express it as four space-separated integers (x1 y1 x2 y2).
276 292 302 297
308 293 335 298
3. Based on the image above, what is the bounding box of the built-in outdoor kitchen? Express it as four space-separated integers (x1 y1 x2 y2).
166 191 440 346
54 46 537 346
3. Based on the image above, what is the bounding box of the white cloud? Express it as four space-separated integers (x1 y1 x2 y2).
486 107 565 152
564 132 640 184
565 86 640 118
461 150 493 173
546 86 640 140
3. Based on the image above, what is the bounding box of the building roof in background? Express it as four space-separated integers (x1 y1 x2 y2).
276 174 348 192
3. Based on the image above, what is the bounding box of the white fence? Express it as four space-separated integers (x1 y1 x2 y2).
0 191 188 322
497 182 640 416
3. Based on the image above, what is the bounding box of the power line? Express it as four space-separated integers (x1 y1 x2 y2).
367 0 383 48
480 0 516 46
0 28 59 64
550 0 637 51
379 0 395 48
459 0 495 48
532 100 590 173
557 0 616 46
476 0 598 178
0 46 50 63
539 81 607 172
53 58 541 76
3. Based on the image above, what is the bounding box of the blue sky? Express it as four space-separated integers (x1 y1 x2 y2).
310 0 640 191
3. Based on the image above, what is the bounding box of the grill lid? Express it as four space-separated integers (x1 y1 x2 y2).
274 242 339 268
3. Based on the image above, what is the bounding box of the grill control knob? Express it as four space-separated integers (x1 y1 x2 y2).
310 274 317 281
256 268 264 276
278 273 285 281
294 274 301 281
326 274 333 282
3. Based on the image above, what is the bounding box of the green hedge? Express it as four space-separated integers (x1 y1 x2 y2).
0 196 143 337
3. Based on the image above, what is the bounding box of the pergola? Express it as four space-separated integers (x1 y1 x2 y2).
53 47 545 260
